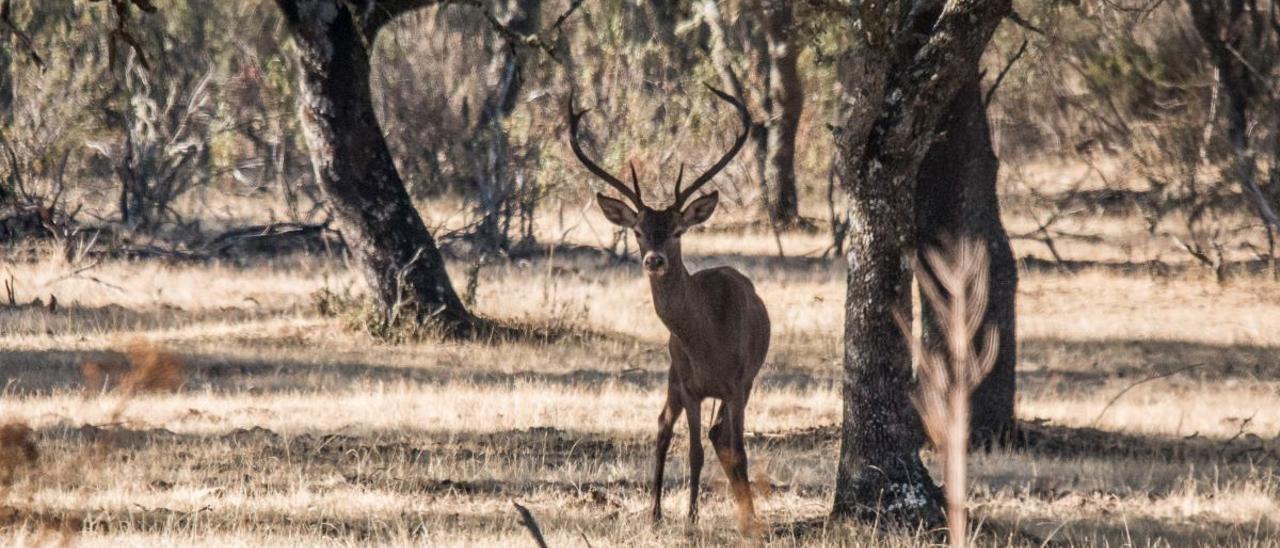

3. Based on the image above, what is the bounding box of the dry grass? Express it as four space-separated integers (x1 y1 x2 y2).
0 180 1278 546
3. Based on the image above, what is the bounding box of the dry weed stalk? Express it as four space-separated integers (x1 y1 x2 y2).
896 238 999 548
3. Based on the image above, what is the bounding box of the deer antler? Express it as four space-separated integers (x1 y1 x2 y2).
674 84 751 208
567 95 645 208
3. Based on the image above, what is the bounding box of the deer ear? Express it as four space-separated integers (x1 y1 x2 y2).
681 191 719 227
597 193 638 227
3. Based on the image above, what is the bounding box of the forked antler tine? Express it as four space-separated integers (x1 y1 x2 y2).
566 96 644 208
675 83 752 208
674 163 685 200
629 161 643 203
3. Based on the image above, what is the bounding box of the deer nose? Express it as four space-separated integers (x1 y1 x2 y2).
642 253 667 273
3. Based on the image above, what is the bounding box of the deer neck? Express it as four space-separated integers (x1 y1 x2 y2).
648 261 702 338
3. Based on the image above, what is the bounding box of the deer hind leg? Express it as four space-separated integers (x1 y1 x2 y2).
709 398 756 531
685 396 704 523
652 393 684 523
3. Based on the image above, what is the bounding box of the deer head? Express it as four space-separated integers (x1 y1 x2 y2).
568 85 751 278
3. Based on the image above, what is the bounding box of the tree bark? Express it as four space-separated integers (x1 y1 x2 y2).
276 0 472 335
832 0 1010 523
759 0 802 227
916 69 1018 446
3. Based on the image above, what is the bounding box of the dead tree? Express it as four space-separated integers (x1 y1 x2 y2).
832 0 1011 524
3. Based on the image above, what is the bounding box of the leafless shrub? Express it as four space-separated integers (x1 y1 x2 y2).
87 52 217 233
896 238 999 548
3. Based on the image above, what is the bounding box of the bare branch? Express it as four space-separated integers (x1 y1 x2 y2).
1006 8 1044 35
984 38 1029 109
1091 363 1211 427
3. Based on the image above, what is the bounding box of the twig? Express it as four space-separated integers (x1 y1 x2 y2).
984 38 1029 109
1091 363 1209 427
512 501 549 548
454 0 584 65
1006 9 1044 35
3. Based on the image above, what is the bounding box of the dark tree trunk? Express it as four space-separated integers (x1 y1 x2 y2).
831 0 1010 523
759 0 802 227
276 0 472 335
916 69 1018 446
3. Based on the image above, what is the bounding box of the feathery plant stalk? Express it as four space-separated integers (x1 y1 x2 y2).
897 238 999 547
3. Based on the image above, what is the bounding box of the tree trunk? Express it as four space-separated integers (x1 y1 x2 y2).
759 0 801 227
1186 0 1280 235
834 158 943 522
471 0 541 253
916 69 1018 446
276 0 472 335
831 0 1010 523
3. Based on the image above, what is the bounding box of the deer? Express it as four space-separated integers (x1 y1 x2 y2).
567 85 770 529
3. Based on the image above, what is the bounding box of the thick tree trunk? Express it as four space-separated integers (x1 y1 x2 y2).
760 1 802 227
277 0 472 335
831 0 1010 523
833 157 943 522
916 70 1018 445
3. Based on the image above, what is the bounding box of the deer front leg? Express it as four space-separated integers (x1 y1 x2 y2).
685 396 704 523
651 393 683 523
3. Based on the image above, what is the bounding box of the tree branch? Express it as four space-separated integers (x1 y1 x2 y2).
1007 8 1044 35
984 38 1029 109
364 0 584 63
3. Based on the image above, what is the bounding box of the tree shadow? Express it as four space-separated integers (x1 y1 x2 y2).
1019 255 1276 277
0 303 280 338
1019 336 1280 390
1011 420 1280 466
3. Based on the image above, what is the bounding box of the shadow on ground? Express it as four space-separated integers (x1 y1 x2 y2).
0 334 1275 396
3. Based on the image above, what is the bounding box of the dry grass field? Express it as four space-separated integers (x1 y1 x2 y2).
2 181 1280 546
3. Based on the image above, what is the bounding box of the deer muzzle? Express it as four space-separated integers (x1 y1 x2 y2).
642 252 668 276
